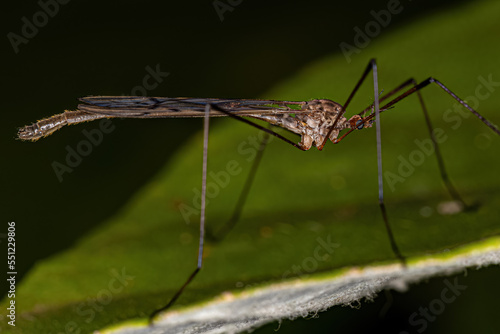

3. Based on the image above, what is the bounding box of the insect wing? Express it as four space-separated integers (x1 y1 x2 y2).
78 96 307 118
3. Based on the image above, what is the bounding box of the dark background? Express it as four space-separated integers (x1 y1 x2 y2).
2 0 488 332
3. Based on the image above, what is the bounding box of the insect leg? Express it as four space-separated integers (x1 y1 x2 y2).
332 78 420 145
209 104 307 151
318 58 378 150
372 61 407 266
379 78 500 136
209 130 270 242
409 79 469 209
322 59 406 264
362 77 500 209
149 104 211 323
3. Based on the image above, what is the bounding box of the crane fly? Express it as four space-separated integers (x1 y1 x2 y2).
18 96 376 150
17 59 500 324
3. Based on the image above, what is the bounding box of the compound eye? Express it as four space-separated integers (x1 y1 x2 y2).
356 119 364 129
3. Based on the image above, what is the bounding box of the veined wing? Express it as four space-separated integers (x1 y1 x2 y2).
78 96 308 118
18 96 311 141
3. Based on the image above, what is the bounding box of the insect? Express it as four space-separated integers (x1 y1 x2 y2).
18 59 500 324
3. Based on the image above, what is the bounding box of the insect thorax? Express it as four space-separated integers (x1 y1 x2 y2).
251 99 349 150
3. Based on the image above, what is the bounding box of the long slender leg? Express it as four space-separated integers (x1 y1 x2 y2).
372 61 407 265
210 131 271 241
318 59 378 150
330 67 500 263
375 78 500 135
209 104 307 151
337 72 500 208
149 104 211 324
200 104 306 240
357 77 500 207
321 59 406 264
333 79 421 144
337 77 474 209
410 80 470 209
334 76 454 263
356 78 418 118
